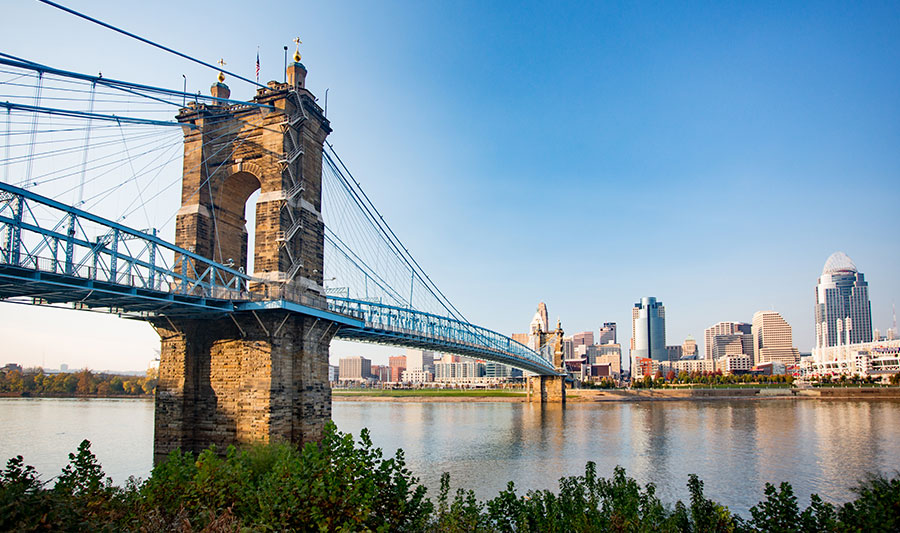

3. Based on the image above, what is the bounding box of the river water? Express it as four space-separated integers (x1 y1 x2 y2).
1 397 898 516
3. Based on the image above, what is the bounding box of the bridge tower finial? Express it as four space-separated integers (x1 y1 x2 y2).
211 58 230 99
293 36 302 62
287 37 307 88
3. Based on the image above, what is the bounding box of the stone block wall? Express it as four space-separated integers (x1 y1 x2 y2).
527 374 567 403
156 76 335 461
152 311 333 463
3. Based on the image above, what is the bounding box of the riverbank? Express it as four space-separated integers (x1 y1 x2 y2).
0 392 152 399
6 387 896 402
333 389 527 402
333 387 900 402
573 387 900 401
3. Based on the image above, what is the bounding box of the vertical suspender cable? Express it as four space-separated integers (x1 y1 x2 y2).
76 80 96 206
115 117 153 227
2 107 9 183
22 72 43 186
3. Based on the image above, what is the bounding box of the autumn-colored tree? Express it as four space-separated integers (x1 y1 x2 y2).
76 370 94 395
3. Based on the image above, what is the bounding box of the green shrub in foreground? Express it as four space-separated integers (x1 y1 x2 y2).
1 423 899 531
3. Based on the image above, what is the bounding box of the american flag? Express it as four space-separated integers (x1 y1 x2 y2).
255 50 260 82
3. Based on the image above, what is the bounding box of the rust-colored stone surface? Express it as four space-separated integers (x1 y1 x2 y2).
155 68 333 461
152 312 334 463
527 374 566 403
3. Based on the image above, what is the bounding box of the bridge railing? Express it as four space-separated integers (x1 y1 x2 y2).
327 296 556 374
0 181 260 302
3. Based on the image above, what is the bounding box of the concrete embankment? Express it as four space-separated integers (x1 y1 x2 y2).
332 394 526 402
569 388 900 402
567 389 782 402
797 388 900 399
332 388 900 403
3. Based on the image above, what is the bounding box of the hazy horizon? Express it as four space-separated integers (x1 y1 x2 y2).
2 1 898 371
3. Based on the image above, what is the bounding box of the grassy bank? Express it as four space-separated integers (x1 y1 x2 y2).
2 424 898 532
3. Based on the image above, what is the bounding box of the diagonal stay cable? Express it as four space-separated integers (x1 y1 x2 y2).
324 145 469 323
36 1 267 89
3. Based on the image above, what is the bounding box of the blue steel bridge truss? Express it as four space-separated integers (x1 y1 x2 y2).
0 181 558 376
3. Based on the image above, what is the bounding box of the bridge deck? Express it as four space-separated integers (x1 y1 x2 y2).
0 181 557 375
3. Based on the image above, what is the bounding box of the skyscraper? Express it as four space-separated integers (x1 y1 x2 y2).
599 322 617 344
632 297 666 361
704 321 752 360
388 355 407 382
530 302 549 334
665 345 683 361
752 310 800 366
682 336 698 359
338 356 372 382
815 252 873 348
405 349 435 373
711 334 753 360
572 331 594 348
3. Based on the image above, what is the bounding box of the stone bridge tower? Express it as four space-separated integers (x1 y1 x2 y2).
152 51 335 462
527 320 567 403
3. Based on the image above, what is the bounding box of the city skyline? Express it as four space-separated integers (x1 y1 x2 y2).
1 1 898 371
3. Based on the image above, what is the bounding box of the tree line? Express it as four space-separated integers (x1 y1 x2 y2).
1 423 897 531
812 373 894 386
0 368 156 396
631 371 795 389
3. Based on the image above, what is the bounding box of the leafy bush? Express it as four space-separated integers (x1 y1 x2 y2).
2 425 899 531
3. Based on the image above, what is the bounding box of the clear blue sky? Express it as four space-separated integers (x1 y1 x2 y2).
2 0 898 371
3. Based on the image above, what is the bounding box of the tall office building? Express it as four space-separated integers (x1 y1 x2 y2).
752 311 800 366
530 302 549 333
632 297 666 361
573 331 594 348
406 349 435 373
599 322 617 344
512 302 550 352
704 322 752 359
338 356 372 382
484 362 522 379
388 355 406 382
682 336 698 359
665 345 683 362
711 334 753 360
371 365 391 382
815 252 873 348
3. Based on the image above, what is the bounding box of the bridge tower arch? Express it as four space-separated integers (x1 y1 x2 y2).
152 55 334 462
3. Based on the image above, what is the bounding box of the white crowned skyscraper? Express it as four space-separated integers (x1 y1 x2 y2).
815 252 873 348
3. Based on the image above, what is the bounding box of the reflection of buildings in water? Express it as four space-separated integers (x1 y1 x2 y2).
385 402 427 459
525 403 568 455
331 400 900 510
580 404 626 468
516 403 634 490
754 401 804 491
809 401 882 503
627 403 672 492
702 401 761 501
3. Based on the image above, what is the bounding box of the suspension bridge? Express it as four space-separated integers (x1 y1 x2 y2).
0 4 565 459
